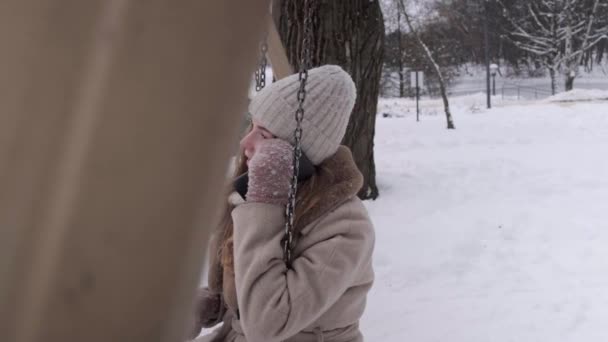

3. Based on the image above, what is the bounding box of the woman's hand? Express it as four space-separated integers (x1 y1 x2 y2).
247 139 294 205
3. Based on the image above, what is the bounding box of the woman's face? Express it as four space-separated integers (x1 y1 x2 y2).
240 120 276 166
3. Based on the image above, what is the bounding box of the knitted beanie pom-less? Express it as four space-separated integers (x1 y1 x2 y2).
248 65 357 165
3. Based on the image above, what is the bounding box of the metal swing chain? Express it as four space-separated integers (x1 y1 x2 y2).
254 41 268 91
283 0 313 267
254 37 268 91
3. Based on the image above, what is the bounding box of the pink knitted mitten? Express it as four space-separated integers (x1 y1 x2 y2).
246 139 294 205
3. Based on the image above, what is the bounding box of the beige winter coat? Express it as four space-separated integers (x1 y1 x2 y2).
197 147 375 342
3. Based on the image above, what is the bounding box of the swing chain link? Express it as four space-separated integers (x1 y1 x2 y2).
255 37 268 92
283 0 313 267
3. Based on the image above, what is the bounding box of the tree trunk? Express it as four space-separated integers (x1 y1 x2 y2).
438 82 455 129
397 9 405 98
275 0 384 200
549 67 557 95
565 72 575 91
597 39 606 63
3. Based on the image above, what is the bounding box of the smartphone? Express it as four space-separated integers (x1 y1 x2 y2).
233 152 315 198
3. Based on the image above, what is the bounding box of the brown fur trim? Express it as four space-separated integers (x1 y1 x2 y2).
294 146 363 231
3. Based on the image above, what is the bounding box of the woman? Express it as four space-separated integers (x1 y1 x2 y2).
192 65 375 342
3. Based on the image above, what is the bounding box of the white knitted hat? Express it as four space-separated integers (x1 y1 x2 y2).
248 65 357 165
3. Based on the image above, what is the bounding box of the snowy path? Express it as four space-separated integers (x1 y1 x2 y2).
362 100 608 341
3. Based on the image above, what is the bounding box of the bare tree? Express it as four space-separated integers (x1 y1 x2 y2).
380 0 408 97
499 0 567 94
563 0 608 90
500 0 608 93
397 0 455 129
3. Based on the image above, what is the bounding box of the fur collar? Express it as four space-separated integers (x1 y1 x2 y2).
295 146 363 233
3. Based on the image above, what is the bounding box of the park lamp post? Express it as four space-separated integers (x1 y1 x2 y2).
490 63 498 96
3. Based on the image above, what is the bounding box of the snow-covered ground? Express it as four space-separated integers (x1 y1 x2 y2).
363 93 608 341
544 89 608 103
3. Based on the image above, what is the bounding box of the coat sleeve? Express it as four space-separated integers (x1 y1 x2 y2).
231 200 374 342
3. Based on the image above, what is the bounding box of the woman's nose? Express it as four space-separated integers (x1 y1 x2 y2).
240 132 256 155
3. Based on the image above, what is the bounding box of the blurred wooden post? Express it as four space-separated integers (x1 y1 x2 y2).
0 1 269 342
